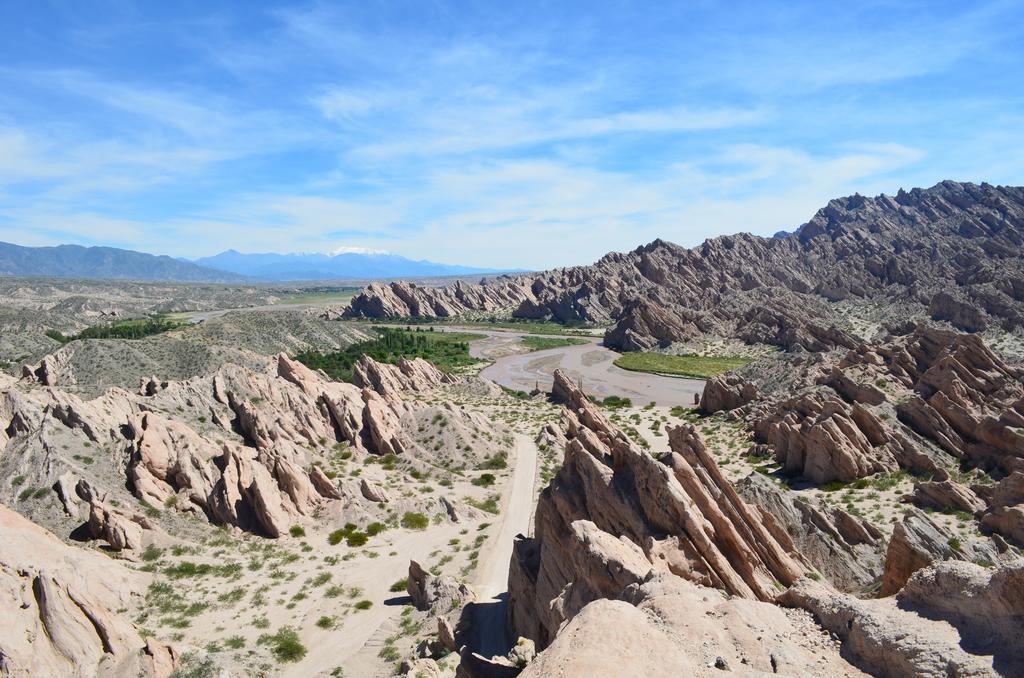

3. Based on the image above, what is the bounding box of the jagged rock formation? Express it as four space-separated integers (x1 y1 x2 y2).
0 504 176 677
507 370 805 648
407 559 475 614
753 390 904 483
879 508 1001 596
982 472 1024 543
845 325 1024 473
737 472 884 591
346 279 534 319
737 325 1024 511
345 181 1024 353
0 353 462 542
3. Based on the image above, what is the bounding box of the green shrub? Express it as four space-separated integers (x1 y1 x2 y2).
288 525 306 538
353 599 372 610
389 577 408 592
401 512 429 530
258 626 307 662
472 473 496 487
346 531 368 547
366 522 385 536
477 453 508 470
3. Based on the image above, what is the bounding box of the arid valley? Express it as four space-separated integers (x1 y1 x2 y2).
3 3 1024 676
1 182 1023 677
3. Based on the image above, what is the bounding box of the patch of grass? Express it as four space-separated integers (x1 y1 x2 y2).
401 511 429 530
597 395 633 409
346 531 368 547
288 525 306 538
466 494 500 514
316 615 335 629
353 599 373 610
140 545 163 562
477 452 508 470
389 577 408 592
520 336 590 352
224 636 246 650
258 626 307 662
613 352 752 379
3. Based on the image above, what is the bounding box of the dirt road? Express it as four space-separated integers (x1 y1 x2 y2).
468 432 540 658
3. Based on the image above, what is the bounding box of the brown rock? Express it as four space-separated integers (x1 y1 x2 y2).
407 560 474 614
699 373 758 414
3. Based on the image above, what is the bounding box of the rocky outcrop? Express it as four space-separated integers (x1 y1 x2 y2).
359 478 391 503
981 472 1024 544
0 504 175 677
508 370 804 648
753 391 900 483
344 182 1024 353
699 373 758 414
352 355 457 401
737 472 884 591
780 578 997 677
345 279 535 320
898 560 1024 668
848 325 1024 472
86 499 153 552
0 353 458 541
407 560 474 614
912 477 985 515
519 573 863 677
877 507 1005 596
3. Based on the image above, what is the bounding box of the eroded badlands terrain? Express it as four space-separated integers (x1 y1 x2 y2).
2 181 1024 678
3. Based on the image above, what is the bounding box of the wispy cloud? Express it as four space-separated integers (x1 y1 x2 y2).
0 0 1020 268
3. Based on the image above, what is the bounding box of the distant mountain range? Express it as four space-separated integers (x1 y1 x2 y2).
0 241 507 282
0 242 245 282
192 249 502 281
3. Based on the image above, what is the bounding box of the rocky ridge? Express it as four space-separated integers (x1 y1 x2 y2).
500 369 1024 677
344 181 1024 354
2 353 475 545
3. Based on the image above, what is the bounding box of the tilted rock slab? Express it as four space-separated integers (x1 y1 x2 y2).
0 504 176 677
508 370 804 648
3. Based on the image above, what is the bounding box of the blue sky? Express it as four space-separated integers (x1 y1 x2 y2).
1 1 1022 269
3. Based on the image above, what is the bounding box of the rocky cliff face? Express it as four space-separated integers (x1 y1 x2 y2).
344 181 1024 353
507 370 805 648
503 369 1024 677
